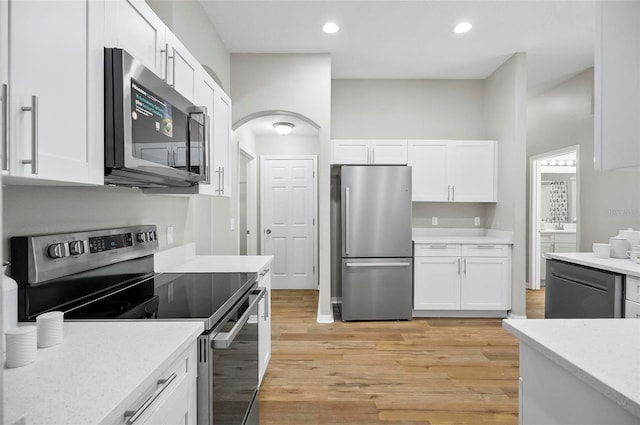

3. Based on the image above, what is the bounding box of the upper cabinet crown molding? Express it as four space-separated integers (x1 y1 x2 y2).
594 0 640 170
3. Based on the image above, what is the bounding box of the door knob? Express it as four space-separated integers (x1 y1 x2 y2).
265 229 271 235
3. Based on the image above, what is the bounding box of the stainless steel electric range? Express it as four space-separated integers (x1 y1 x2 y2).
10 225 263 425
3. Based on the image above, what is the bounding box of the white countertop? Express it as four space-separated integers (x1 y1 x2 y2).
412 228 513 245
154 243 273 274
503 319 640 419
4 321 204 425
539 229 576 234
546 252 640 277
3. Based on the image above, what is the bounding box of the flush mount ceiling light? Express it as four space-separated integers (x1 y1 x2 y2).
273 122 295 136
453 21 472 34
322 22 339 34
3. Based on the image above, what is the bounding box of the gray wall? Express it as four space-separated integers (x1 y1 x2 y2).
231 53 332 320
528 68 640 251
147 0 231 91
483 53 528 317
2 186 194 260
332 79 489 229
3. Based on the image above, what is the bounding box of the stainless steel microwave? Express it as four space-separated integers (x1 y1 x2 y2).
104 48 209 188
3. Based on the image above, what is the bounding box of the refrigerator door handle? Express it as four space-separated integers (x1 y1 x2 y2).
345 262 411 268
345 186 350 255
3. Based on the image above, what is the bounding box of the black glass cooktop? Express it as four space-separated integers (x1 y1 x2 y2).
63 272 257 330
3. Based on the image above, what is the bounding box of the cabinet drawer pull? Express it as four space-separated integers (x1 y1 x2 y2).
1 84 7 171
474 245 496 249
427 245 449 249
124 372 177 424
21 95 38 174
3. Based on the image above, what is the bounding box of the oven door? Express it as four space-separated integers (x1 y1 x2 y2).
198 287 265 425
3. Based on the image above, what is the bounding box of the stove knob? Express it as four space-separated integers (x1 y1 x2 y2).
47 243 67 259
137 232 147 243
68 240 84 256
147 231 155 241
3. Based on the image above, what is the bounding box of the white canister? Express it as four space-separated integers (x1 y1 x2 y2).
2 264 18 352
618 228 640 247
609 237 630 258
5 326 37 368
36 311 64 348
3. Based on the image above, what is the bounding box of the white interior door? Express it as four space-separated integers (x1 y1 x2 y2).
261 157 316 289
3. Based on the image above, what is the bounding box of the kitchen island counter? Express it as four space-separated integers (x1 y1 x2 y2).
4 321 204 425
504 318 640 423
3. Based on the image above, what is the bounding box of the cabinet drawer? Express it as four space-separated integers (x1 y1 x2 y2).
626 275 640 303
414 244 461 257
461 244 508 257
554 234 577 244
540 234 553 243
625 299 640 319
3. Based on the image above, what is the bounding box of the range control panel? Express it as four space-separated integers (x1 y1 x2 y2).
11 225 159 285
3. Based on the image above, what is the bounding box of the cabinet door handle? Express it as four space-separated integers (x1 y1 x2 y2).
21 95 38 174
264 289 269 319
124 372 178 424
457 258 461 275
167 47 175 88
452 185 455 202
463 258 467 274
221 167 225 194
1 84 8 171
372 147 375 164
447 185 451 201
161 43 169 82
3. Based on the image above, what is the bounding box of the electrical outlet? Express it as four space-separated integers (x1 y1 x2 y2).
230 218 236 231
167 226 174 245
432 216 438 226
474 217 481 226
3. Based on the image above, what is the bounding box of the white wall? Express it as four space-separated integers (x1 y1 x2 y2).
483 53 528 317
528 68 640 251
231 54 332 321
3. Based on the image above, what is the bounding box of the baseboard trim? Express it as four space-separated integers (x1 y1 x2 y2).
412 310 508 318
507 312 527 319
317 313 334 324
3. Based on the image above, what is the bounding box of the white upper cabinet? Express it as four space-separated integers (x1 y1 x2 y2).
594 1 640 170
1 0 7 174
164 29 200 104
3 0 101 184
408 140 497 202
212 89 232 196
332 139 408 165
105 0 166 78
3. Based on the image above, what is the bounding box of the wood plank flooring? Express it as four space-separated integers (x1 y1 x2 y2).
258 289 549 424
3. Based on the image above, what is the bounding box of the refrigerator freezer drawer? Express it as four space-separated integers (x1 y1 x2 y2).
341 258 413 321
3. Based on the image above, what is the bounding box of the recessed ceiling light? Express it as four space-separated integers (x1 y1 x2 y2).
453 22 472 34
322 22 339 34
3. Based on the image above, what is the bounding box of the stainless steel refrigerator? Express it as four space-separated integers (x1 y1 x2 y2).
331 165 413 321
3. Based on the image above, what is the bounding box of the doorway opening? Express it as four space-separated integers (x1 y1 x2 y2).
234 111 321 290
529 145 580 290
239 149 257 255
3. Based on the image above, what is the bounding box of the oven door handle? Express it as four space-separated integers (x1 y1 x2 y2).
213 287 266 349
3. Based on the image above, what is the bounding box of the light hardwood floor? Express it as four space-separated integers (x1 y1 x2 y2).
259 289 546 424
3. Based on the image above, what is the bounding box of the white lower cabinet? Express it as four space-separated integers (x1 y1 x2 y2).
414 243 510 314
257 264 272 384
625 276 640 319
120 342 197 425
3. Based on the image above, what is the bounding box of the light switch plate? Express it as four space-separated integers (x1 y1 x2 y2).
432 217 438 226
474 217 481 226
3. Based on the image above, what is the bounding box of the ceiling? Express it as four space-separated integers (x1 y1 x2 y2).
199 0 595 97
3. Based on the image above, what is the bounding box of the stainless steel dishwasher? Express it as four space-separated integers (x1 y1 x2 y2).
545 259 623 318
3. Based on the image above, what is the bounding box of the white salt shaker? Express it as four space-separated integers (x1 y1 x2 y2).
5 326 37 368
36 311 64 348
